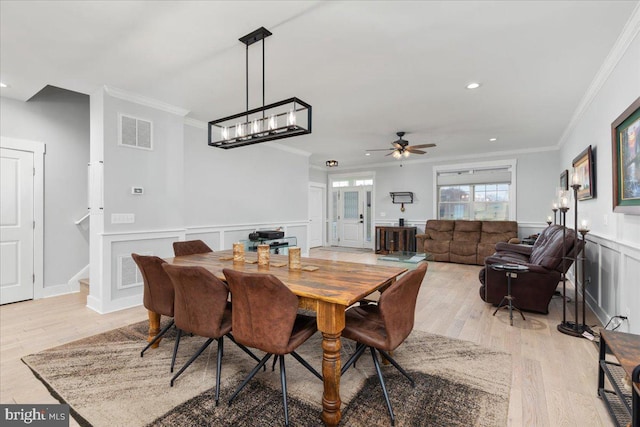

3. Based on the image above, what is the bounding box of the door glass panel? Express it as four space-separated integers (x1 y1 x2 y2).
331 191 338 240
365 190 372 242
343 191 359 219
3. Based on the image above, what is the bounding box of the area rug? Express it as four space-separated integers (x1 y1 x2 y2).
22 320 511 427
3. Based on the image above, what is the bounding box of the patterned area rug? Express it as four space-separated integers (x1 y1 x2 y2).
22 321 511 427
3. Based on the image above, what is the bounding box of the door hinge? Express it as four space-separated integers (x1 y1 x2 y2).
32 274 35 283
33 167 35 176
33 221 35 229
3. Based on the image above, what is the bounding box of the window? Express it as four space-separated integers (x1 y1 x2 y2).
332 178 373 188
434 160 516 220
438 183 510 220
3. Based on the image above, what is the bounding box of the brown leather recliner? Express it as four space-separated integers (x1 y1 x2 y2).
478 225 583 314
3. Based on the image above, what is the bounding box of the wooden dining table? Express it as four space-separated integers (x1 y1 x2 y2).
148 249 407 426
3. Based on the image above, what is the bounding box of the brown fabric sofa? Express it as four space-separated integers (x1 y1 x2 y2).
416 220 518 266
478 224 583 314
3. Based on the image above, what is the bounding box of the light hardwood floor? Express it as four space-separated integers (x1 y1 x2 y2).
0 248 614 426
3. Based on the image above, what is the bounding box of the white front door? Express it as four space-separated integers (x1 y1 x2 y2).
308 185 324 248
339 189 363 247
1 148 35 304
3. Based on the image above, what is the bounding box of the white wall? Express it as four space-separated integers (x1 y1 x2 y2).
0 86 90 292
559 31 640 333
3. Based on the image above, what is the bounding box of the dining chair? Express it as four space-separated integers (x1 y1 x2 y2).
172 239 213 257
222 268 322 427
162 264 260 404
131 253 181 373
340 262 428 426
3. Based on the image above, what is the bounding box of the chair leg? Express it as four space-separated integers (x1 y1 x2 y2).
370 347 395 426
141 319 174 357
272 354 278 371
215 337 223 406
228 353 272 405
170 329 183 373
170 338 214 387
290 351 322 380
279 355 290 427
341 342 368 376
226 333 263 367
377 349 415 387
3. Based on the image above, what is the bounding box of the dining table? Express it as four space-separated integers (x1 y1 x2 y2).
147 249 407 426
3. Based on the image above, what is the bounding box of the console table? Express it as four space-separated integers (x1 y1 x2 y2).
598 330 640 427
375 226 417 254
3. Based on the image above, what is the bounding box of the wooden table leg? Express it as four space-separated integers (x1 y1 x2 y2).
317 301 346 427
147 310 161 348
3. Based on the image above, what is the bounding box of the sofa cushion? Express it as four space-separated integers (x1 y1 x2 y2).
480 220 518 244
424 240 451 262
450 240 478 264
425 220 455 241
453 220 482 243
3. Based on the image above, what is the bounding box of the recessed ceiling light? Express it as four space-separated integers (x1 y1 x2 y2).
466 82 481 89
489 138 497 142
0 82 7 88
365 153 371 156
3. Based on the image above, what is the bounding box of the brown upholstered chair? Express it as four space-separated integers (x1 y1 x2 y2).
162 265 260 403
172 239 213 256
131 254 181 372
478 224 584 313
340 262 428 426
223 268 322 427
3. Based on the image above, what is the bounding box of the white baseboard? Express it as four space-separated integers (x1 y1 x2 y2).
42 282 80 298
86 294 142 314
67 264 90 289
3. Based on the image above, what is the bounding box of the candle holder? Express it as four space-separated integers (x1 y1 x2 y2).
557 183 593 338
546 216 552 227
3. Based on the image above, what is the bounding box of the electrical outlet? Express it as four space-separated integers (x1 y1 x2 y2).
111 213 135 224
380 212 386 217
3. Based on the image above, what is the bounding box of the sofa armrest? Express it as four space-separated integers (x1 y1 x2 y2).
495 242 533 256
416 233 428 251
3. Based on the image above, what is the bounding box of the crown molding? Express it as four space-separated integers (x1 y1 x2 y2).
321 145 558 171
184 117 207 129
104 86 190 117
557 2 640 148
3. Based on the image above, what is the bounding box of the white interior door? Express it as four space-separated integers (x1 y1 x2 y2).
339 189 363 247
308 185 324 248
1 148 35 304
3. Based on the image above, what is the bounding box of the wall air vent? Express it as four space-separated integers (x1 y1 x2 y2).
117 254 147 289
118 114 153 150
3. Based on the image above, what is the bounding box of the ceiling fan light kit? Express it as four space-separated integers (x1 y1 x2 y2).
367 131 436 160
208 27 312 149
326 160 339 167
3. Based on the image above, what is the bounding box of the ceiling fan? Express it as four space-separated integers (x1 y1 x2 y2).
367 131 436 159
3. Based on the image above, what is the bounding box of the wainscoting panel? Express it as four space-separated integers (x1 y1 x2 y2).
583 233 639 334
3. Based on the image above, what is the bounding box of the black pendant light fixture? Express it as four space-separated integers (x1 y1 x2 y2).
208 27 312 149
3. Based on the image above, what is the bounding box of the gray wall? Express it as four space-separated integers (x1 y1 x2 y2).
332 149 559 230
559 32 640 333
183 125 310 226
102 96 184 233
0 87 90 288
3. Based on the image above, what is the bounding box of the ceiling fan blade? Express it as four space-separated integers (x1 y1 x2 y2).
392 142 403 149
366 148 394 151
407 149 426 154
409 143 437 149
385 151 396 156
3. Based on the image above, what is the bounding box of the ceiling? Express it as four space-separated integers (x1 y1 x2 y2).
1 1 638 168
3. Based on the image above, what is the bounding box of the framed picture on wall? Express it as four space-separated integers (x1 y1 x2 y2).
560 170 568 190
612 97 640 214
572 146 595 200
